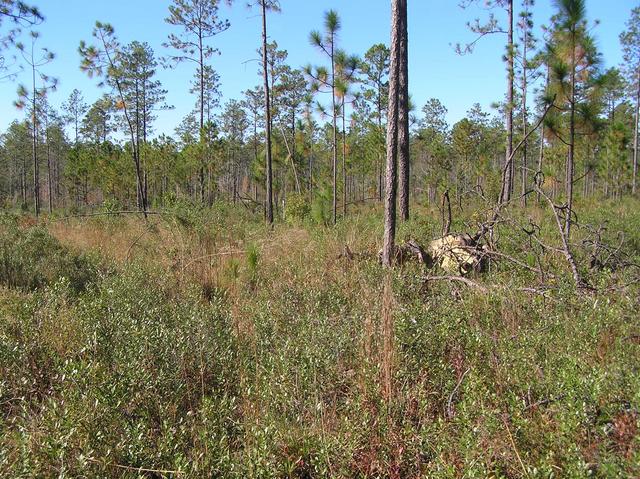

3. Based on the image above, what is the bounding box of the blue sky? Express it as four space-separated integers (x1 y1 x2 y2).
1 0 637 137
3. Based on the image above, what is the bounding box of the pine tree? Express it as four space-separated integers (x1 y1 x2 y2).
620 6 640 195
359 44 390 200
79 22 148 215
15 30 56 217
397 0 410 220
0 0 42 80
164 0 230 203
307 10 342 225
382 0 405 267
546 0 599 237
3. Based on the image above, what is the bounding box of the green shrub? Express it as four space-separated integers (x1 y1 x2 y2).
285 192 311 224
0 223 98 292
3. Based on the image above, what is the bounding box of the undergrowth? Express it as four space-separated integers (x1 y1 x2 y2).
0 200 638 478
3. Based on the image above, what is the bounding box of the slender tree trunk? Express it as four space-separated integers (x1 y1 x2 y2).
377 91 383 202
198 29 206 204
633 68 640 195
521 24 528 207
46 122 52 213
382 0 403 267
21 155 26 207
398 0 410 220
30 60 40 217
262 1 274 224
566 28 576 238
500 0 514 204
308 124 314 202
331 37 338 225
537 65 549 203
342 100 347 216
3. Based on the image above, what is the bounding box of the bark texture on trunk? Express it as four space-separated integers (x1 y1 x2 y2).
565 27 576 238
382 0 403 267
500 0 514 205
262 1 274 224
331 38 338 225
398 0 410 221
633 69 640 195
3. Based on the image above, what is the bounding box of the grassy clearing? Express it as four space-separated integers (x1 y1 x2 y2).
0 200 639 478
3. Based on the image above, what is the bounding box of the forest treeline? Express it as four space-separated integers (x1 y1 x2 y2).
1 0 639 227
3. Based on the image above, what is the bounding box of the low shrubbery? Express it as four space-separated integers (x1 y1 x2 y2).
0 216 99 292
0 202 638 477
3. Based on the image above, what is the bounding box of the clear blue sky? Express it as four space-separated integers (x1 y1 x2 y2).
1 0 636 137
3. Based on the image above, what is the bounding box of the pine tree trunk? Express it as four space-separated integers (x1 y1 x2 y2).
331 38 338 225
398 0 410 220
46 124 53 213
199 29 206 204
537 65 549 203
520 23 528 208
31 65 40 217
262 1 274 225
342 101 347 217
566 28 576 238
633 68 640 195
382 0 403 267
500 0 514 204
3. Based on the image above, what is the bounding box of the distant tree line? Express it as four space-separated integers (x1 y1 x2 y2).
0 0 639 228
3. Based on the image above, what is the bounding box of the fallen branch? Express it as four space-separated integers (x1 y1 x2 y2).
424 274 555 300
53 210 162 222
441 189 452 236
482 249 555 279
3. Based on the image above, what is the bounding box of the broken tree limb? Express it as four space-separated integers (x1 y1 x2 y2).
534 173 588 290
441 189 452 236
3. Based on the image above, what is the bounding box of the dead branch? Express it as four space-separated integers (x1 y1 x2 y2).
482 249 556 279
441 189 452 236
534 174 588 289
447 367 471 419
53 210 163 222
497 97 556 208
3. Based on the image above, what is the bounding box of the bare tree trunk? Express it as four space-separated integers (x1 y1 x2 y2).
308 125 314 202
520 20 528 208
331 37 338 225
377 94 384 202
537 65 549 203
633 68 640 195
342 100 347 217
382 0 403 267
565 28 576 238
262 1 274 224
198 29 206 204
21 155 26 207
398 0 410 221
31 64 40 217
46 120 53 214
500 0 514 204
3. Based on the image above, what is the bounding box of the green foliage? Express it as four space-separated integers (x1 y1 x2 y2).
310 188 331 225
0 220 98 292
0 201 639 477
284 192 311 224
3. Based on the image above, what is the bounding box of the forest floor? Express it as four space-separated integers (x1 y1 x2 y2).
1 198 639 478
